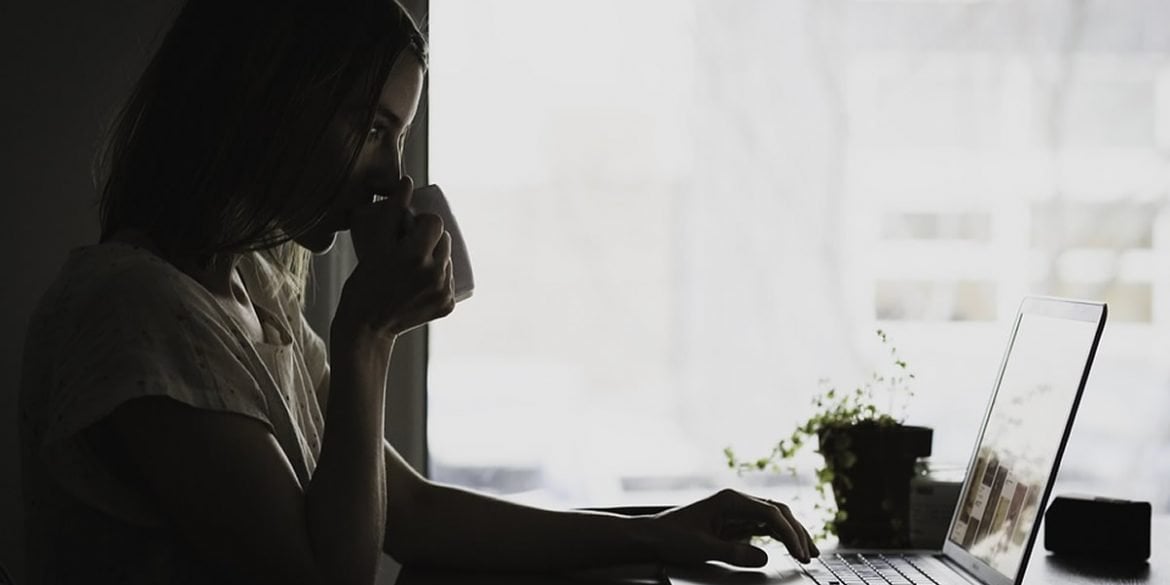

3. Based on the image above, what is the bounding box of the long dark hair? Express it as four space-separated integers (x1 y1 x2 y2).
96 0 427 304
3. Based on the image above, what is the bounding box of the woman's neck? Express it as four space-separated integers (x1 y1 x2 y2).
187 253 243 299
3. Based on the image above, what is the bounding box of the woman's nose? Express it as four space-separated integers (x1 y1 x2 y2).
365 153 403 191
380 144 403 181
365 148 401 184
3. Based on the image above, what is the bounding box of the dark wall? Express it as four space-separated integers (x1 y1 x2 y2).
0 1 184 580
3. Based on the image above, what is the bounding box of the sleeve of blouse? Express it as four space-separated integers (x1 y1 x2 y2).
36 269 273 525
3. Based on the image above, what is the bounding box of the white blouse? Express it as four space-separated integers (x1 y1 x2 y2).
19 242 329 584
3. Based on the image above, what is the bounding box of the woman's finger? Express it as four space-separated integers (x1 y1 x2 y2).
427 258 455 318
721 491 808 563
444 255 454 294
768 499 819 558
432 230 452 266
441 260 456 316
758 499 813 563
402 213 445 260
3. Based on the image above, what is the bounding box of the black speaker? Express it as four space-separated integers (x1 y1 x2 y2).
1044 494 1151 562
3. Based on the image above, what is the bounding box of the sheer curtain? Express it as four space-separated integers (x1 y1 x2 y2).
425 0 1170 513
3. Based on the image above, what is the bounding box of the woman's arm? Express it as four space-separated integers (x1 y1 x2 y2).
380 439 817 572
380 441 651 571
303 332 394 579
103 330 394 585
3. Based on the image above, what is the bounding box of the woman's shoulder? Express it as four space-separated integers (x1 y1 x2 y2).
28 242 227 347
49 242 205 310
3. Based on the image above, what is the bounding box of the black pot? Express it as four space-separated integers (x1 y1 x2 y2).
817 421 933 548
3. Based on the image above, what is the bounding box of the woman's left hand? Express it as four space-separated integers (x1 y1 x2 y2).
648 489 819 567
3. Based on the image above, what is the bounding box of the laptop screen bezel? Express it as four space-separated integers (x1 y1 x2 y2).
939 296 1106 585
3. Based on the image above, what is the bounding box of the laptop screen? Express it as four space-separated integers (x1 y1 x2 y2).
946 307 1102 579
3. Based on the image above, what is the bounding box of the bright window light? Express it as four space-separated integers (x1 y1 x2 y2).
427 0 1170 514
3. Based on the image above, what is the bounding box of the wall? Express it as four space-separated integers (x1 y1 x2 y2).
1 1 185 580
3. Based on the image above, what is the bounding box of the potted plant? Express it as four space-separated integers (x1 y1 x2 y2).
724 330 931 547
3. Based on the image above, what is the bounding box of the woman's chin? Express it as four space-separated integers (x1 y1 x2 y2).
294 229 338 255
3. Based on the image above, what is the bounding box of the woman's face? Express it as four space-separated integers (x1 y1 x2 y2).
293 54 425 254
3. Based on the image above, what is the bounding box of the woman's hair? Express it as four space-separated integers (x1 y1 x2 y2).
96 0 428 304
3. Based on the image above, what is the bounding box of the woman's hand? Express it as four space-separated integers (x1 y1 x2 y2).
649 489 819 567
334 176 455 342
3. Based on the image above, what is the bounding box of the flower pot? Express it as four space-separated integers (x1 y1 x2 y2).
817 421 933 547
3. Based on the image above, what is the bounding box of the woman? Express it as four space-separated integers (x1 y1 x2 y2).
18 1 818 583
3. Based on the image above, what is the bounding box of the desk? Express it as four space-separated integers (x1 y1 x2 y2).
980 514 1166 585
394 516 1167 585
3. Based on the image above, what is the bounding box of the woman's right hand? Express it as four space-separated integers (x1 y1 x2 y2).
334 176 455 342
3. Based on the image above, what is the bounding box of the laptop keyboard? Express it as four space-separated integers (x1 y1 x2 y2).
803 553 945 585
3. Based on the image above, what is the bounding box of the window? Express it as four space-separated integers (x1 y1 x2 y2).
426 0 1170 514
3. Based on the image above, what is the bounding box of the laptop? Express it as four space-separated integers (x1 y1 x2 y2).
671 296 1107 585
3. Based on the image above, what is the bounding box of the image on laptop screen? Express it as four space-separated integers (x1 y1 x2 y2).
947 312 1100 577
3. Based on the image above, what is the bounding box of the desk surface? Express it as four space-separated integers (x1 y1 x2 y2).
1021 547 1160 585
395 516 1167 585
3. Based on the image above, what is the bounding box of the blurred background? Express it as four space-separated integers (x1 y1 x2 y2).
424 0 1170 519
4 1 1170 581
